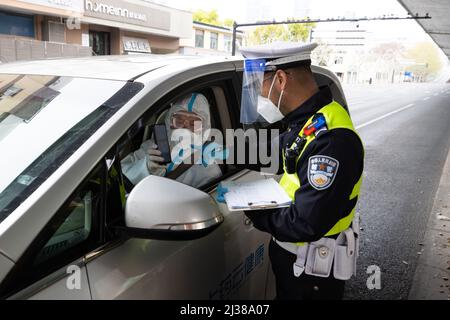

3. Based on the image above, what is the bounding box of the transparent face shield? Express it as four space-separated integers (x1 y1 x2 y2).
240 59 271 124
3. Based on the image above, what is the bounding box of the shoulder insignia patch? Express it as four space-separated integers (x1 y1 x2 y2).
308 155 339 190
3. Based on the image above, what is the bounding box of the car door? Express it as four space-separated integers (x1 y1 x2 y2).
84 71 274 299
4 162 106 299
8 260 91 300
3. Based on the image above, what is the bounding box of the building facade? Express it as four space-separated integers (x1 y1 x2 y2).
311 21 421 84
179 21 244 56
0 0 192 62
311 22 369 84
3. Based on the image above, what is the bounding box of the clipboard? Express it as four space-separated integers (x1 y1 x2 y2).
221 178 292 211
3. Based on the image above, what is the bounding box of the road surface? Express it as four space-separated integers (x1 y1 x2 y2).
342 83 450 299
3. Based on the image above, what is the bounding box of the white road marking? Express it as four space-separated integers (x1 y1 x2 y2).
423 97 430 101
356 104 415 130
434 93 439 96
348 101 368 107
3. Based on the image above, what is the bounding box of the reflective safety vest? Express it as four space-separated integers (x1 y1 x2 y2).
279 101 363 246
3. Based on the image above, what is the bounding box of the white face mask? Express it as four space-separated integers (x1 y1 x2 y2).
257 74 285 123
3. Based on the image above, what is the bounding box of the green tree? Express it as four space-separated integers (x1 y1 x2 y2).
193 9 235 28
287 20 315 41
246 21 315 45
192 9 234 28
223 18 234 28
311 42 334 66
193 9 220 25
406 41 443 81
248 25 288 45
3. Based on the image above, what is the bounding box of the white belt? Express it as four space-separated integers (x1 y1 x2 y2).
274 238 309 277
273 213 360 279
274 227 358 279
274 238 303 255
274 213 360 256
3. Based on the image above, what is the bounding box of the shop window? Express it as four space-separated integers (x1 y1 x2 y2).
195 30 204 48
224 34 232 52
0 11 34 38
334 56 344 64
89 31 111 56
210 32 218 50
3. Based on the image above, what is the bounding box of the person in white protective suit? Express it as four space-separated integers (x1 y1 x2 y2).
121 92 225 188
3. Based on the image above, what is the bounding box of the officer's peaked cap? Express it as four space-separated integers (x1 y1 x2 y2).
240 41 318 70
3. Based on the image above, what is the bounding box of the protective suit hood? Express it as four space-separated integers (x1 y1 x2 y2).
165 93 211 172
165 93 211 146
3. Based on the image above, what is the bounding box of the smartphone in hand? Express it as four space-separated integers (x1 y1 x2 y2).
153 124 172 164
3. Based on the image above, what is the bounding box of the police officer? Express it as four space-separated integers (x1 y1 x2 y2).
238 42 364 300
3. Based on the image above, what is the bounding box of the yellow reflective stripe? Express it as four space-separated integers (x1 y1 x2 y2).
325 207 355 236
295 208 356 245
321 101 355 130
279 128 317 201
278 101 363 246
350 174 362 200
279 173 299 200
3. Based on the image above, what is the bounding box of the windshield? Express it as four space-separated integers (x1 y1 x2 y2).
0 74 142 223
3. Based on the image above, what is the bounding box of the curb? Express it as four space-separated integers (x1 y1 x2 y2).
409 147 450 299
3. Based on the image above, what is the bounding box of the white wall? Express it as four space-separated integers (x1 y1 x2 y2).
180 25 242 55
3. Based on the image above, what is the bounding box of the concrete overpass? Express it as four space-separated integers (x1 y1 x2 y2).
399 0 450 60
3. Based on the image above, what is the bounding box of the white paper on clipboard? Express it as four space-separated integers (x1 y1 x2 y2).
222 178 292 211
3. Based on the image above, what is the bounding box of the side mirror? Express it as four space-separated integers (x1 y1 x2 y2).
121 176 223 240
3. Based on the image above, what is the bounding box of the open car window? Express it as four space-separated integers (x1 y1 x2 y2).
119 88 227 191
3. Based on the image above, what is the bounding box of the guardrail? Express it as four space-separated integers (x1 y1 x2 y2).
0 36 92 63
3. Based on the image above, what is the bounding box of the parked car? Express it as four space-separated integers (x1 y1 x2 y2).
0 54 347 299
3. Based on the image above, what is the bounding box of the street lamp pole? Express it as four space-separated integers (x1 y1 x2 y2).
232 21 238 56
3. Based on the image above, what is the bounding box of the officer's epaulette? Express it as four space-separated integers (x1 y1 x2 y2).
303 113 328 137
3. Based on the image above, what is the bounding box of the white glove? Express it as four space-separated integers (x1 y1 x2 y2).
146 143 168 176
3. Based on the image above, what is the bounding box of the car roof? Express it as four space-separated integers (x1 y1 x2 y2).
0 54 241 81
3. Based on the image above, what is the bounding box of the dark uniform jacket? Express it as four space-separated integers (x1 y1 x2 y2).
245 86 364 243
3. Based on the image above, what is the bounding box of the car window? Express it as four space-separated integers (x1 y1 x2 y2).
0 76 143 226
34 190 95 265
119 87 227 191
0 162 104 297
32 163 102 266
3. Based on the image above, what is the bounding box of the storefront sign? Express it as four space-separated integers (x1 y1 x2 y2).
84 0 170 30
19 0 84 13
123 36 151 53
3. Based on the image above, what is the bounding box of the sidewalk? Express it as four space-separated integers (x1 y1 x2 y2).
409 148 450 300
